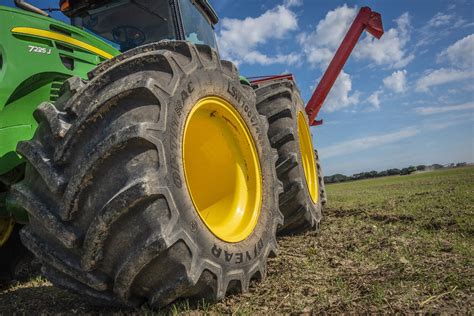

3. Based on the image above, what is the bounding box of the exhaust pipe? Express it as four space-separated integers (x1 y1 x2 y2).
14 0 49 16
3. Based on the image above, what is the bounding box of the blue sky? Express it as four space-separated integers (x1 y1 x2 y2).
212 0 474 175
5 0 473 175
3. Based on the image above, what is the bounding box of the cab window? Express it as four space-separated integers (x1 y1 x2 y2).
72 0 177 51
179 0 217 49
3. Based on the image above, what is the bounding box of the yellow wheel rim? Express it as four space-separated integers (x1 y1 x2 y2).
297 111 319 204
183 96 262 243
0 218 14 247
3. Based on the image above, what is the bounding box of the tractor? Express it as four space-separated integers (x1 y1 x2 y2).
0 0 383 307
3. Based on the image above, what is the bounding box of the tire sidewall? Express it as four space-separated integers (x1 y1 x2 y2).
162 65 277 270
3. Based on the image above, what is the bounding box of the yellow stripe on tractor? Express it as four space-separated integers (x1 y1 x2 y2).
11 27 113 59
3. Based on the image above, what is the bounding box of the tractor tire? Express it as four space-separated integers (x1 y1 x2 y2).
7 41 282 307
255 80 325 235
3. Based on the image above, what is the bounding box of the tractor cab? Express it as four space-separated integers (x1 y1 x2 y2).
60 0 219 52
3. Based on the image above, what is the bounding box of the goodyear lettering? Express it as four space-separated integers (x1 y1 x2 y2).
212 245 222 258
211 238 264 264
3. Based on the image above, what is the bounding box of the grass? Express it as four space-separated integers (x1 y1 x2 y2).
1 167 473 313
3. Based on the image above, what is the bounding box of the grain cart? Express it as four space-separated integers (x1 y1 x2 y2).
0 0 383 307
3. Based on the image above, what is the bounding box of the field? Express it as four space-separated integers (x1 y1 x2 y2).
1 167 473 313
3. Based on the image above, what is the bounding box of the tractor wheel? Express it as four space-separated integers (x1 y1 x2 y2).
255 80 325 235
7 41 282 307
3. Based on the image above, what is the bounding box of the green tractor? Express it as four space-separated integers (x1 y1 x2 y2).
0 0 326 306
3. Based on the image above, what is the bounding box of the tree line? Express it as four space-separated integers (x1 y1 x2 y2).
324 162 468 184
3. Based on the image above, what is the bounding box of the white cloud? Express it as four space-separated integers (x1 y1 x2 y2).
421 113 474 131
427 12 455 27
284 0 303 7
244 51 301 65
417 11 470 48
299 5 360 112
320 127 419 158
323 71 360 112
299 4 357 68
415 68 474 92
217 5 299 65
437 34 474 68
307 5 356 50
383 70 407 93
304 47 334 67
416 35 473 92
354 13 414 68
425 12 468 29
367 90 382 110
414 102 474 115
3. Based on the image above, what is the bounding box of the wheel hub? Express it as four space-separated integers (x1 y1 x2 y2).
297 111 319 204
183 96 262 243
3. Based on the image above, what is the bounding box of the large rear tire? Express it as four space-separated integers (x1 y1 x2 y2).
255 80 325 235
8 42 282 307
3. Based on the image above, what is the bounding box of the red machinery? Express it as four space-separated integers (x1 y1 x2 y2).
250 6 384 126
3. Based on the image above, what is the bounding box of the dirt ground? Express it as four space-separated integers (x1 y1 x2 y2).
1 167 473 314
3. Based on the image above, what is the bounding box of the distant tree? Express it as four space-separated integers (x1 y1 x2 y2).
333 174 349 182
387 168 401 176
401 166 417 175
325 174 350 183
325 162 467 184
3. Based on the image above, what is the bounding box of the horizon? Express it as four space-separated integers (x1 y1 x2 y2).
5 0 473 175
325 160 472 177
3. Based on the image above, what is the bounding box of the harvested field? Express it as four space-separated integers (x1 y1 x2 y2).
1 166 473 314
